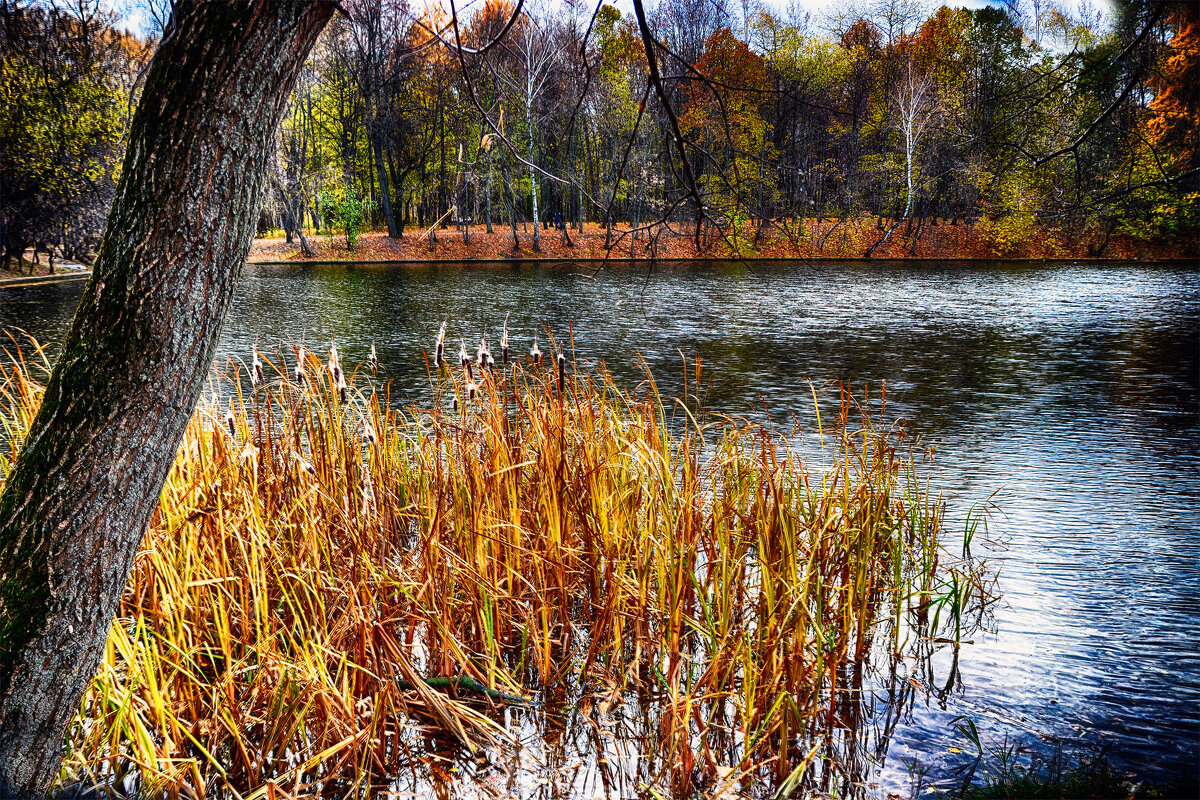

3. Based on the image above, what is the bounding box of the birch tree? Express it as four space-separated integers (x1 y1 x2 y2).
489 5 555 251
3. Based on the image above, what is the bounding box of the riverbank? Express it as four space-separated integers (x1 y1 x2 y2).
249 218 1196 263
0 270 91 289
0 256 91 287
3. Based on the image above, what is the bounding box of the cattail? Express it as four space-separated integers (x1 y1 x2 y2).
530 335 542 366
466 380 477 401
459 339 473 380
329 340 340 381
557 351 566 395
239 443 257 464
501 312 510 365
361 474 376 515
436 320 446 368
369 339 378 374
294 348 307 383
225 402 237 438
296 454 316 476
337 373 348 403
478 336 493 371
252 349 264 388
362 421 377 444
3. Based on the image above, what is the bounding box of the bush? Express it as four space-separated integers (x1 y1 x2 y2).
319 186 370 250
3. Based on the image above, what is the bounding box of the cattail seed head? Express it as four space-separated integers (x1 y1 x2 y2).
530 336 542 366
467 380 477 401
436 321 447 368
252 350 264 388
501 313 510 365
296 455 316 476
557 352 566 393
338 373 348 403
225 405 237 438
459 339 470 369
294 348 307 383
369 340 378 373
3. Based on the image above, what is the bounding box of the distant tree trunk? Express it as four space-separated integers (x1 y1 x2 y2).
527 86 540 252
386 150 404 235
373 135 397 238
504 159 518 249
485 145 493 234
0 2 334 795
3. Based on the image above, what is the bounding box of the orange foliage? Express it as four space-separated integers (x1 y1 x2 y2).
1146 3 1200 170
678 27 771 177
913 6 970 80
468 0 517 46
840 18 882 54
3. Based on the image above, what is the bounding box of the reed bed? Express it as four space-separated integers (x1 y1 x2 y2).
0 336 990 799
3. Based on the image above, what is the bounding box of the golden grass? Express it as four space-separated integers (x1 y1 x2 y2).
0 337 990 799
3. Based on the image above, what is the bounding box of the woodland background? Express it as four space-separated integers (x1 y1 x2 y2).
2 0 1197 269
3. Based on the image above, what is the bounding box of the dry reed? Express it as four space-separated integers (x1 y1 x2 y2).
0 335 991 799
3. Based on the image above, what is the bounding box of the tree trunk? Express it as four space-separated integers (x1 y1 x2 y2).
527 95 540 253
0 2 334 795
374 135 398 238
485 146 493 234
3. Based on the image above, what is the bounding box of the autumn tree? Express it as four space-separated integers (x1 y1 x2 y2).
0 0 147 272
680 28 773 226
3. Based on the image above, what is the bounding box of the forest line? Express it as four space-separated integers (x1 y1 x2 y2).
1 0 1197 271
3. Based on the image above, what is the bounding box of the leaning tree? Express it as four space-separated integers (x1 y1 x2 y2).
0 1 336 794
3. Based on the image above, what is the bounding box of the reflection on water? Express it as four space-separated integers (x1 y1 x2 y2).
3 260 1198 792
353 637 969 800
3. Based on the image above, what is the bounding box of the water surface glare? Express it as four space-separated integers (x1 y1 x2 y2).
3 259 1197 789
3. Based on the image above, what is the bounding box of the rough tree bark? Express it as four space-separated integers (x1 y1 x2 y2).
0 1 334 795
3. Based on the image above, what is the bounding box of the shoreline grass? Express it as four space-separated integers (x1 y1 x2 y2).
0 337 991 799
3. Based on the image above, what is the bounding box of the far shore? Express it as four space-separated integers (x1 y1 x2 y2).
248 218 1195 264
1 217 1191 290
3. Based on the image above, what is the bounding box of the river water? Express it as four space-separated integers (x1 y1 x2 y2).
2 260 1197 792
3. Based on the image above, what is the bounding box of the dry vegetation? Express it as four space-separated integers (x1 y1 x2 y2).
0 338 991 799
248 218 1192 264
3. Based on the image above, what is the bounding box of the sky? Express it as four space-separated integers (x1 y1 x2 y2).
102 0 1114 40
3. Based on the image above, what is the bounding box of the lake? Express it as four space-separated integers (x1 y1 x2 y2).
2 259 1198 792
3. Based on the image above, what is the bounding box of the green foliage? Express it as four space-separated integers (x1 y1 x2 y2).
985 215 1037 257
0 5 144 260
320 186 371 250
957 741 1191 800
1116 188 1200 244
